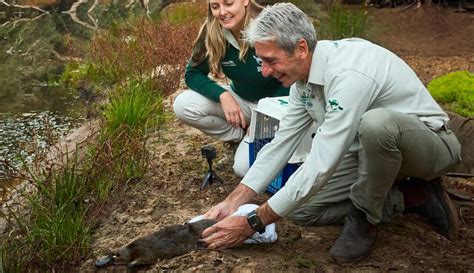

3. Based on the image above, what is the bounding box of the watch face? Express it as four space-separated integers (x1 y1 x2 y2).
247 210 264 232
248 214 258 226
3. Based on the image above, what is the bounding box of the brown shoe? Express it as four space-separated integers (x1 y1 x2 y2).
401 177 459 240
330 206 376 264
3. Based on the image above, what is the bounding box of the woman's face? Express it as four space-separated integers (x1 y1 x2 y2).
209 0 249 34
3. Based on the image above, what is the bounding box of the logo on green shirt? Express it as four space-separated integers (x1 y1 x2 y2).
253 55 263 72
221 60 236 67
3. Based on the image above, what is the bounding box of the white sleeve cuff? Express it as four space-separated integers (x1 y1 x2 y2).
267 189 298 218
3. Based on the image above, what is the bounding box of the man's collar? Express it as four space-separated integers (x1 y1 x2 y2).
223 29 240 50
307 41 330 86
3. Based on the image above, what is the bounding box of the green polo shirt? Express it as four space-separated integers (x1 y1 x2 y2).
184 43 289 103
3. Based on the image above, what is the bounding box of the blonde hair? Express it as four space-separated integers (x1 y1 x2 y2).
190 0 263 76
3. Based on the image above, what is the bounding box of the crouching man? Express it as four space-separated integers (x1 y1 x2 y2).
201 3 461 263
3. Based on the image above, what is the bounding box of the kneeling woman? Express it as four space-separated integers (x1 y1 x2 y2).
173 0 289 177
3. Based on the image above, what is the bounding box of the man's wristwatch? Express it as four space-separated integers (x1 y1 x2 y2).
247 210 265 234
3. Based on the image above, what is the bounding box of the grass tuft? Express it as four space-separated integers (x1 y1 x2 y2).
103 80 163 137
318 4 371 40
2 153 91 271
427 70 474 117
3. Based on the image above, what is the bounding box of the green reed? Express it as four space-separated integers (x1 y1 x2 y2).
103 80 162 137
319 4 371 40
2 153 91 271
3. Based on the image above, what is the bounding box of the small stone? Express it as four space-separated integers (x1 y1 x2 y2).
138 208 153 215
132 216 152 224
114 213 129 224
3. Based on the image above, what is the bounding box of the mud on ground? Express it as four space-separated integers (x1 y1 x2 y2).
81 5 474 272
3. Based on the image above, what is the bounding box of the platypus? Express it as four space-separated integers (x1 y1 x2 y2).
96 219 216 271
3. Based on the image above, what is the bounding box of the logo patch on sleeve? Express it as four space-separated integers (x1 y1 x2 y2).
221 60 236 67
327 99 344 112
253 55 263 72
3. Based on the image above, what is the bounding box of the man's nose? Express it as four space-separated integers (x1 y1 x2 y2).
261 62 272 78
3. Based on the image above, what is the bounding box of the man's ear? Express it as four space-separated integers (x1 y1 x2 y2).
295 38 309 60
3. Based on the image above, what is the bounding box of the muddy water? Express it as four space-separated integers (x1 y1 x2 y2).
0 0 148 191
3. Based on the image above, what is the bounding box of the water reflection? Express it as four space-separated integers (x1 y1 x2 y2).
0 111 83 178
0 0 148 181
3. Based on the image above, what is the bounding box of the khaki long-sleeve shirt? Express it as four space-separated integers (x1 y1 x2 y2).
241 38 449 217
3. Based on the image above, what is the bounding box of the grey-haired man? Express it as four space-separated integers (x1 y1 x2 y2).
201 3 461 263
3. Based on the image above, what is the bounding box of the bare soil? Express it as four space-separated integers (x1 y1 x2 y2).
81 5 474 272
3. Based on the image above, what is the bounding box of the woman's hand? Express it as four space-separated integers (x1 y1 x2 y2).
219 91 247 129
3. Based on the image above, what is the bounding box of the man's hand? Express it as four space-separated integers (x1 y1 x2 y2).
200 184 259 249
219 91 247 129
204 184 258 221
201 216 254 250
203 201 238 221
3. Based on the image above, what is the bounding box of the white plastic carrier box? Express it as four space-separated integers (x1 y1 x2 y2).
245 96 316 194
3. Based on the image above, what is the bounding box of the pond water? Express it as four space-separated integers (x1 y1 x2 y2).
0 0 148 184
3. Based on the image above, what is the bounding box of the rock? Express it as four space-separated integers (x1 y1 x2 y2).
132 216 152 224
114 213 129 224
137 208 153 215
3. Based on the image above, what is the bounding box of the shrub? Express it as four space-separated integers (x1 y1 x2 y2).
160 1 207 24
318 4 371 40
60 61 102 89
289 0 320 16
427 70 474 117
89 17 201 94
87 127 150 190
